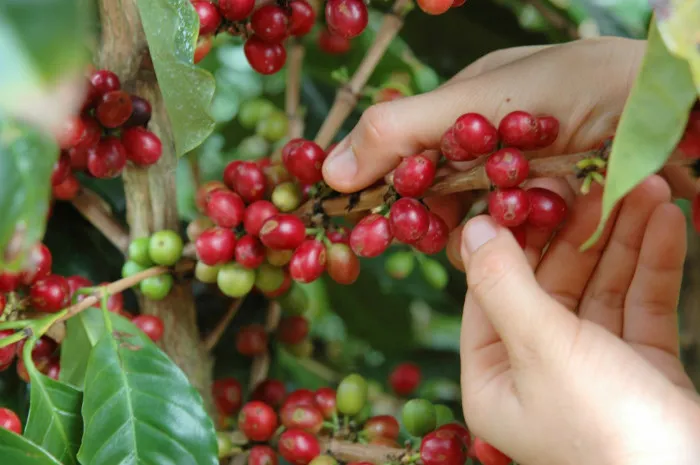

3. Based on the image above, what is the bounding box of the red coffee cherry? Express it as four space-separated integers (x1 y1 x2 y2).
326 243 360 285
417 0 452 15
21 242 52 286
488 188 531 227
280 403 324 434
0 408 22 435
124 95 152 128
0 330 18 368
277 316 309 345
526 187 567 230
235 235 266 269
231 161 268 204
498 111 540 150
420 430 467 465
326 226 350 244
248 445 279 465
251 5 289 43
133 315 165 342
213 377 243 415
236 324 268 356
196 181 227 213
534 115 559 149
363 415 400 440
0 272 21 293
251 379 287 409
195 227 237 265
278 429 321 465
194 35 214 64
289 239 327 283
282 138 327 185
393 154 436 197
244 35 287 75
313 387 337 419
193 1 222 35
284 389 316 409
317 28 351 54
87 137 128 178
57 116 86 150
509 225 527 249
259 214 307 250
440 127 475 162
289 0 316 36
325 0 368 39
453 113 498 155
219 0 256 20
473 438 511 465
349 214 393 258
90 69 121 96
45 357 61 380
485 148 529 188
73 116 103 153
206 190 246 228
30 274 70 313
122 127 163 166
389 198 431 244
413 212 449 255
239 401 279 442
51 152 71 186
52 173 81 200
244 201 279 236
436 423 471 450
96 90 133 128
388 362 421 396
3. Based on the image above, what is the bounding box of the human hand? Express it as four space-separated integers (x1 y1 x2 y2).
459 176 700 465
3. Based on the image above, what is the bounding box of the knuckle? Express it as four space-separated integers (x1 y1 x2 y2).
358 104 394 145
467 245 517 298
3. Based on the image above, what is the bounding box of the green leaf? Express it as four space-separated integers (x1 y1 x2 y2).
23 344 83 465
135 0 215 156
583 20 697 249
0 427 62 465
0 119 57 271
59 309 111 389
654 0 700 92
78 313 218 465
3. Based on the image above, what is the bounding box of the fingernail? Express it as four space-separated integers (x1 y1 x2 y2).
463 216 498 253
324 142 357 181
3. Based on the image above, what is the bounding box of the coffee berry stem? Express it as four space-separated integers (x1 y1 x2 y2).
248 300 282 389
71 188 130 253
317 438 407 465
203 298 245 351
285 39 305 139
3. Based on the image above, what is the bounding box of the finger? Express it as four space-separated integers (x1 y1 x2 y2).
578 176 671 335
624 202 686 357
445 45 552 84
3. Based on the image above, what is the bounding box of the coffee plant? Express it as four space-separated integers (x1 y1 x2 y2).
0 0 699 464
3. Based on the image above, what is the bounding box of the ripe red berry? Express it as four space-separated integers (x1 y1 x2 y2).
289 0 316 36
0 408 22 435
318 28 351 54
57 116 86 150
244 35 287 75
30 274 70 312
452 0 466 6
453 113 498 155
259 214 306 250
436 423 471 450
196 180 227 213
326 243 360 285
0 330 18 368
87 137 128 178
416 0 452 15
194 35 213 64
440 127 474 162
195 227 237 265
232 161 268 203
473 438 511 465
249 445 279 465
349 214 393 258
45 357 61 380
289 240 326 283
509 225 527 249
0 272 21 293
282 139 327 185
284 389 317 409
251 379 287 409
124 95 152 128
389 362 421 396
133 315 165 342
239 401 279 442
96 90 133 128
280 403 324 434
498 111 540 150
313 387 337 419
278 429 321 465
73 116 102 153
277 316 309 345
122 127 163 166
65 275 91 296
21 242 52 286
235 235 266 269
219 0 256 21
326 226 350 244
526 187 568 230
325 0 368 39
51 152 71 186
244 201 279 236
393 154 436 197
213 377 243 415
363 415 400 440
413 212 449 255
677 112 700 159
193 1 222 35
251 5 289 43
420 430 467 465
90 70 121 96
236 324 268 356
206 190 246 228
692 193 700 234
488 188 530 227
534 115 559 149
389 198 431 244
485 148 529 188
52 173 81 200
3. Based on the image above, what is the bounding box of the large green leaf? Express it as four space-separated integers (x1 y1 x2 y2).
583 20 697 248
654 0 700 92
135 0 215 156
77 313 218 465
0 428 62 465
59 309 110 389
23 345 83 465
0 119 57 271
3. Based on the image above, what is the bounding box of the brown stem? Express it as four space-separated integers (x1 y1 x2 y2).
314 0 413 149
189 153 202 192
319 439 408 464
203 299 244 351
248 300 282 390
71 188 130 253
286 40 305 139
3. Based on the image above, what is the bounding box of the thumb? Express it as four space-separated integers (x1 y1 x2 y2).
460 215 578 366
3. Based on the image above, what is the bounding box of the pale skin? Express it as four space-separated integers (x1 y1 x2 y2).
321 37 700 465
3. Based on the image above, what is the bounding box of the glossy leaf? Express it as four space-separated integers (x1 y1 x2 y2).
583 21 697 249
654 0 700 92
0 428 62 465
23 341 83 465
0 118 57 271
135 0 215 156
77 313 218 465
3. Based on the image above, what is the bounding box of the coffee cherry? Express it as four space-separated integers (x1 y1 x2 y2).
51 152 71 186
349 214 393 258
236 324 268 357
318 28 351 54
289 240 326 283
149 230 184 266
280 403 324 434
193 1 222 35
207 190 246 229
196 181 227 213
527 187 568 230
0 330 18 368
272 182 302 212
0 272 21 293
21 242 52 286
289 0 316 36
313 387 337 419
0 408 22 435
488 188 530 227
473 438 511 465
325 0 368 39
413 212 449 255
122 260 147 279
57 116 86 150
284 389 316 409
52 173 80 200
249 445 278 465
195 261 220 283
402 399 436 437
417 0 452 14
260 268 290 298
260 214 306 250
509 225 527 249
139 274 174 300
187 216 215 242
194 35 213 63
453 113 498 155
218 263 256 297
393 154 436 197
45 357 60 380
336 373 367 416
122 127 162 166
96 90 133 128
219 0 256 21
239 401 279 441
485 148 529 188
231 161 268 203
73 116 103 153
326 243 360 285
389 362 421 396
133 315 165 342
235 235 266 269
90 69 121 96
498 110 539 150
251 5 289 43
389 198 430 244
282 138 327 185
678 111 700 159
255 263 286 293
30 275 70 312
535 115 559 149
256 110 289 142
278 429 321 465
87 137 128 178
124 95 152 128
363 415 400 441
213 377 243 415
266 248 293 267
244 35 287 75
440 127 474 162
452 0 466 6
437 423 471 449
244 201 279 236
251 379 287 408
434 405 454 427
128 237 154 267
385 251 415 279
277 316 309 345
326 227 350 244
196 227 237 265
420 430 467 465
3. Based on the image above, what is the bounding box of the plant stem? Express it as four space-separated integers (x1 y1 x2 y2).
318 439 408 464
203 298 244 351
248 300 282 390
71 188 130 253
286 39 305 139
313 0 413 149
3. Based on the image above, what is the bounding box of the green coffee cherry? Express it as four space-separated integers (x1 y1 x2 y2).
148 230 184 266
385 251 415 279
286 338 313 358
420 258 448 290
217 263 256 297
195 261 220 284
402 398 436 437
122 260 147 279
271 182 302 212
140 274 174 301
336 373 368 416
238 98 276 129
256 111 288 142
128 237 154 267
238 135 269 160
255 263 285 293
434 404 455 427
278 284 308 315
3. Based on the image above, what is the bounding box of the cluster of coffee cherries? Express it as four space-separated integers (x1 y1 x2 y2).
122 230 185 301
190 0 368 74
52 69 161 202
